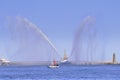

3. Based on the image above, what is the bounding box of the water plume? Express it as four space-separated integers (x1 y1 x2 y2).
70 16 103 64
6 16 60 64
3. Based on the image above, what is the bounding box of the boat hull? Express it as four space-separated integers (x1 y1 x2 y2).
48 65 59 68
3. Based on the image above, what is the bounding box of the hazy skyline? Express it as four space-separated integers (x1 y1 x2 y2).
0 0 120 62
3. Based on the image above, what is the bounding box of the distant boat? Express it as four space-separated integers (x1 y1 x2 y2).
61 50 68 63
0 58 10 65
61 59 68 63
48 59 59 68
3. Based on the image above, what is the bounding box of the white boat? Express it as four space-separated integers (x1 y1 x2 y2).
61 59 68 63
48 65 59 68
48 59 59 68
61 50 68 63
0 58 10 65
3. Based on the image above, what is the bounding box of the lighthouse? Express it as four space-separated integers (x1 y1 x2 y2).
112 53 117 64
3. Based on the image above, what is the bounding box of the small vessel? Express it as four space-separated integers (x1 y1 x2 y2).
61 50 68 63
61 59 68 63
0 58 10 65
48 59 59 68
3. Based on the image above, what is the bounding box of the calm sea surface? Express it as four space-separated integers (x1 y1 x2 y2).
0 65 120 80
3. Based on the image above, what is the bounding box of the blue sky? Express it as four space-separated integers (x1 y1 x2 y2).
0 0 120 62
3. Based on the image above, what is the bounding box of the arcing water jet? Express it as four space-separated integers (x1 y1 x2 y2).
6 16 60 64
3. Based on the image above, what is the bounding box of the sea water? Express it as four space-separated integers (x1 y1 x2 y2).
0 65 120 80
